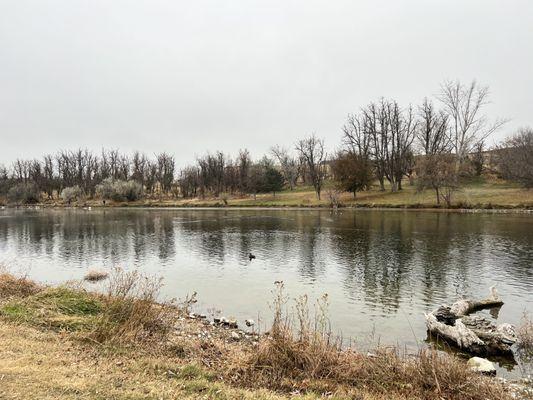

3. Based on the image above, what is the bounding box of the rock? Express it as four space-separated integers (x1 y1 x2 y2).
230 331 240 341
467 357 496 375
245 319 255 327
507 378 533 400
213 317 221 325
228 319 238 329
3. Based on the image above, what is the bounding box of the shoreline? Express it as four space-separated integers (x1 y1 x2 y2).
3 202 533 214
0 271 531 399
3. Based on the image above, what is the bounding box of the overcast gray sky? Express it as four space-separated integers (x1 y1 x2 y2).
1 0 532 167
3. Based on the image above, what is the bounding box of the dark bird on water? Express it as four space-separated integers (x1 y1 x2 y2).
248 253 256 261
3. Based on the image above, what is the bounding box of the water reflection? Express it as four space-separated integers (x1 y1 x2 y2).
0 208 532 375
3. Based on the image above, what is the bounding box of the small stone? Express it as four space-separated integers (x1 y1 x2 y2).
467 357 496 375
245 319 255 327
228 319 238 329
230 332 240 341
213 317 221 324
199 314 207 319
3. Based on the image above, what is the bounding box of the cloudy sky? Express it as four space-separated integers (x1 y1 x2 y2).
1 0 531 167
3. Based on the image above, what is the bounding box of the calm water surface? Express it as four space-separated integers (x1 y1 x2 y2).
1 208 532 375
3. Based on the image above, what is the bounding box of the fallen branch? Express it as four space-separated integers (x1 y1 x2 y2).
425 287 516 356
449 287 503 317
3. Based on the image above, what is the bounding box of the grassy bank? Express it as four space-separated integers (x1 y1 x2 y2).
0 271 527 400
5 178 531 210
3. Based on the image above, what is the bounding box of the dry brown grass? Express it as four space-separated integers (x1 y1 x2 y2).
0 321 319 400
0 272 41 298
0 273 519 400
89 267 177 345
0 269 177 347
228 284 511 400
516 313 533 377
517 313 533 354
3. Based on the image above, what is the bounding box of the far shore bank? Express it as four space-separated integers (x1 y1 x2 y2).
3 202 533 213
2 180 532 213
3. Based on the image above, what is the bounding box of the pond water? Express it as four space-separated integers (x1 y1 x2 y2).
0 208 532 377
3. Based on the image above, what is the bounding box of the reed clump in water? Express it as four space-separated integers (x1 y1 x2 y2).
83 269 109 282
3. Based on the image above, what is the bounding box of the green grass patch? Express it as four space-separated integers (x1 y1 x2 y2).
0 287 102 331
33 287 102 316
0 302 34 322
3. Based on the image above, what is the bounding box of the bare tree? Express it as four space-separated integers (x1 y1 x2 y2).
382 101 417 191
438 79 506 167
42 154 56 199
471 140 485 176
417 98 450 155
364 103 387 191
28 159 46 195
270 145 300 190
295 134 326 200
156 152 175 195
415 98 456 204
237 149 252 193
178 166 200 198
416 154 458 205
108 149 121 180
117 154 130 181
494 127 533 188
0 164 10 195
11 159 31 183
98 149 111 181
131 151 148 189
145 160 158 195
342 113 372 160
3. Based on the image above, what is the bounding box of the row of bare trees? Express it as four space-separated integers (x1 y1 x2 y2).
178 147 311 199
335 79 510 205
1 79 529 205
0 149 175 200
